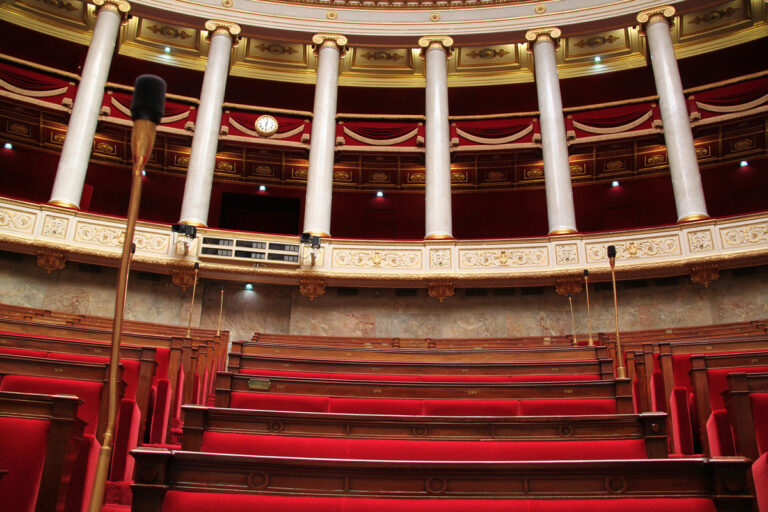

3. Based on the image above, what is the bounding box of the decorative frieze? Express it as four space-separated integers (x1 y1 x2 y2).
333 249 421 269
459 247 548 268
0 207 36 234
74 222 170 253
585 236 681 263
720 222 768 247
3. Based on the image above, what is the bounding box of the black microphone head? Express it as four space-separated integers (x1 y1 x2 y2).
607 245 617 258
194 262 200 270
583 269 589 277
130 75 166 124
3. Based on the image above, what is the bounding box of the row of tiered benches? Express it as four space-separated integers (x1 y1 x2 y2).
130 326 763 511
1 299 767 511
0 303 226 511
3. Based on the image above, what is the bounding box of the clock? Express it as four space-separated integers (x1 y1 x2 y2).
255 114 278 137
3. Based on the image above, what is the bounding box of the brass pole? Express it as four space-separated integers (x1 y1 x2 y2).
186 263 199 338
216 287 224 336
607 246 627 379
584 269 594 346
88 118 155 512
568 294 577 346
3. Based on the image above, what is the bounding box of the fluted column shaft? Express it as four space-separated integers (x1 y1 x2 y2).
49 0 129 209
303 34 346 238
420 36 454 240
179 21 241 226
526 28 577 235
640 7 708 222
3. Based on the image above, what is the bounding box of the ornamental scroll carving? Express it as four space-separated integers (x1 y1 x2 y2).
586 237 680 262
429 249 451 269
721 223 768 247
460 247 548 268
74 222 169 253
333 250 421 269
555 244 579 265
0 208 36 234
687 230 714 253
42 216 69 239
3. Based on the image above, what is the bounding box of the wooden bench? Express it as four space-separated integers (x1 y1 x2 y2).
231 340 610 363
690 351 768 455
181 404 668 458
215 372 634 414
0 330 157 441
228 352 615 380
0 391 85 512
130 449 754 511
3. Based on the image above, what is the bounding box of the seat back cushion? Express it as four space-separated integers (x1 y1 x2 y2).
752 393 768 455
0 417 49 512
229 392 330 413
422 399 519 416
517 399 616 416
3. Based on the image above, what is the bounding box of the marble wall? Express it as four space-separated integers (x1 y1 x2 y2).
1 251 767 342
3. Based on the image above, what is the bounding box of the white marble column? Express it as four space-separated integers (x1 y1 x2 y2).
638 6 708 222
302 33 347 238
419 36 454 240
179 21 241 227
49 0 129 209
525 28 577 235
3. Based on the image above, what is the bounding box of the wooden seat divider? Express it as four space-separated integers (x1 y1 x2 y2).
130 449 754 510
690 351 768 455
227 352 615 380
724 372 768 461
215 372 634 413
0 391 85 512
181 405 668 458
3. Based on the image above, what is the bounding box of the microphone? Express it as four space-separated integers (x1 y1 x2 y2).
583 269 593 346
607 245 616 269
130 74 166 172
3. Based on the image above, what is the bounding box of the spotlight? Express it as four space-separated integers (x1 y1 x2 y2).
3 142 12 149
164 47 171 53
740 161 749 167
376 191 384 197
612 180 620 187
259 185 266 191
594 56 602 63
141 170 147 177
245 283 254 291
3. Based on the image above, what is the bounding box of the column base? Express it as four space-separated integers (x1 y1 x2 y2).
548 228 578 236
677 213 709 223
424 233 454 240
48 199 80 210
178 220 208 227
305 231 331 238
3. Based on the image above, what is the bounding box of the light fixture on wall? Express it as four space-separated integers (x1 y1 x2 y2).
3 142 12 149
612 180 620 187
376 191 384 197
164 47 171 53
594 56 602 63
245 283 254 290
740 161 749 167
259 185 266 191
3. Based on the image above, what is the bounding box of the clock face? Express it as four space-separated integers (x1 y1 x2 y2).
255 115 278 137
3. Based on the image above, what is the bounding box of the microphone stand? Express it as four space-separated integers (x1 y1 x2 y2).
608 245 627 379
88 118 157 512
584 269 594 346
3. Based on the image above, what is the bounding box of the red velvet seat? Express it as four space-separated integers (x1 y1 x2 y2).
0 417 50 512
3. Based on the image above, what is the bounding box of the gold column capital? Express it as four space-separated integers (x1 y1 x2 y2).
418 35 454 58
312 33 348 57
636 5 676 33
524 27 562 51
204 20 242 42
93 0 130 16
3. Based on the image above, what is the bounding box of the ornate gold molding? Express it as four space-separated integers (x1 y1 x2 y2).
171 265 197 290
92 0 130 17
427 279 454 302
418 35 454 58
424 233 454 240
637 5 676 34
689 262 719 287
36 249 66 273
299 277 327 300
312 34 348 57
48 199 79 210
678 213 710 223
555 276 583 296
204 20 241 44
524 27 562 51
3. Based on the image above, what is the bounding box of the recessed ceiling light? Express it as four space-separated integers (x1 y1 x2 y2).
594 56 602 63
376 191 384 197
612 180 620 187
740 160 749 167
245 283 254 290
259 185 266 191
